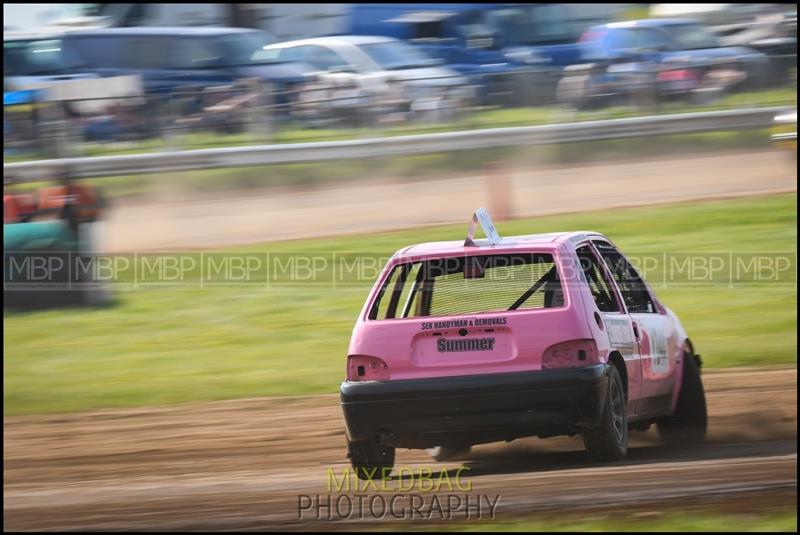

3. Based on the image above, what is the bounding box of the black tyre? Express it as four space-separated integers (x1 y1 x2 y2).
582 365 628 461
347 438 395 480
657 353 707 446
427 445 471 462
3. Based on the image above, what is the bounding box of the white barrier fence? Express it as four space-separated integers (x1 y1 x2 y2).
4 106 791 184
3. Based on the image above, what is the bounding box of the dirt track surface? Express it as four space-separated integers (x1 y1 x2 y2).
4 367 797 531
104 149 796 252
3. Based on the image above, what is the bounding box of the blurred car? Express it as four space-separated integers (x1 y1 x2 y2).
349 5 550 107
264 36 474 122
578 19 769 90
340 228 707 478
714 11 797 85
5 30 149 146
60 27 317 102
558 18 769 110
348 4 613 107
650 3 790 27
556 59 659 110
556 53 747 110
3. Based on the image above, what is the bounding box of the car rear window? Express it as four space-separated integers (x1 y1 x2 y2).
368 253 563 320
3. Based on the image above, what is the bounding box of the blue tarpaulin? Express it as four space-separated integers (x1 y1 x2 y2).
4 89 42 106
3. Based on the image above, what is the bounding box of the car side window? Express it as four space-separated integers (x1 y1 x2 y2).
592 241 657 314
304 45 349 71
576 245 620 313
638 28 672 51
276 46 304 63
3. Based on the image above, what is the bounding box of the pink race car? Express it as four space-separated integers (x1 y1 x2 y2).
340 228 707 478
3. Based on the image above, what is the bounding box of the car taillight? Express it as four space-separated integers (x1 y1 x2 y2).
657 69 698 82
346 355 390 382
542 339 599 369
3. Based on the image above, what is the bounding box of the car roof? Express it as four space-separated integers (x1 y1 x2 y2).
62 26 263 37
396 231 608 259
603 18 699 29
4 30 66 41
266 35 397 48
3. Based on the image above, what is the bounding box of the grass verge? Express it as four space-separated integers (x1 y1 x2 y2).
450 509 797 532
3 193 796 415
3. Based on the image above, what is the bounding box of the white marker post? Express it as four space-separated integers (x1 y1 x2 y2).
464 207 502 246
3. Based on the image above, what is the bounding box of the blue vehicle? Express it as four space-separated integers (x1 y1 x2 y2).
60 27 317 98
348 4 612 106
578 19 769 91
554 19 771 110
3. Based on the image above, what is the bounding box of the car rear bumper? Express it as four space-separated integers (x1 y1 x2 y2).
340 363 610 449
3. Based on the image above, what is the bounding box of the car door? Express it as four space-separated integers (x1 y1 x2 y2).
592 239 679 416
575 243 643 407
120 37 171 93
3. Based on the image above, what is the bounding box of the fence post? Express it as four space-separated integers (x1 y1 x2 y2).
486 160 512 221
258 80 274 142
43 101 71 159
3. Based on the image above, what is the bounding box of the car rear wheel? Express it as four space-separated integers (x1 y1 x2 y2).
657 353 707 446
347 438 395 480
427 445 471 462
582 365 628 461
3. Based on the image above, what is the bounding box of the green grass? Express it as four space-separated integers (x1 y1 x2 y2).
448 509 797 532
3 194 796 415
